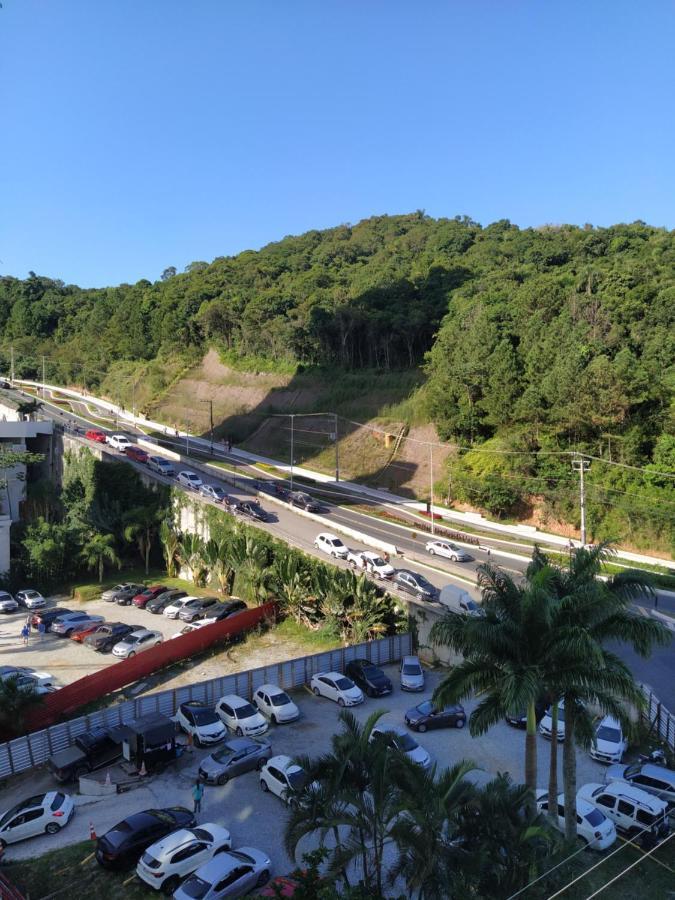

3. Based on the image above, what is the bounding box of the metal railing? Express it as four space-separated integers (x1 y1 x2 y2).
641 685 675 752
0 633 412 779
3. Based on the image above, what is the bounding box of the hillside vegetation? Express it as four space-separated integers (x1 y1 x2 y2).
1 213 673 552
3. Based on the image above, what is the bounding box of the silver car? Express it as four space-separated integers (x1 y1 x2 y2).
50 612 104 636
198 737 272 785
605 762 675 810
0 592 18 613
174 847 272 899
15 589 47 609
400 655 425 692
425 540 471 561
370 723 432 770
112 628 162 658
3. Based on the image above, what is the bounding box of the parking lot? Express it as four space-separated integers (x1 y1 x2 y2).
1 662 611 883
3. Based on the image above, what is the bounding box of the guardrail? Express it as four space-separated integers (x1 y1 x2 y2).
0 632 412 779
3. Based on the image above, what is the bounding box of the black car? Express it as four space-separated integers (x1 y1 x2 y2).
345 658 393 697
237 501 271 522
95 807 196 869
207 600 248 623
84 622 138 653
179 597 219 622
30 607 73 631
393 570 438 601
114 584 147 606
405 700 466 732
505 696 549 729
289 491 323 513
146 589 187 614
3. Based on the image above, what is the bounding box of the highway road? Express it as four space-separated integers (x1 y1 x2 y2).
10 386 674 710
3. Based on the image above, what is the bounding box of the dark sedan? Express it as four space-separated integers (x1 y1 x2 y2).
179 597 220 622
393 570 438 601
198 736 272 785
114 584 148 606
289 491 323 513
146 589 187 614
95 807 196 869
505 697 549 729
237 501 271 522
345 658 393 697
405 700 466 732
84 622 138 653
30 607 73 631
203 600 248 623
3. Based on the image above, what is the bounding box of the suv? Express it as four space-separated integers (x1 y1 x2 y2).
179 597 219 622
132 585 168 608
114 584 148 606
590 716 628 764
577 781 670 842
84 622 138 652
47 727 124 782
345 658 393 697
604 763 675 810
289 491 322 513
102 582 145 603
30 607 73 631
147 589 187 614
107 434 132 452
148 456 176 477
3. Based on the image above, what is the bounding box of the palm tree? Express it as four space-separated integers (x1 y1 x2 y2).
177 533 207 585
159 520 180 577
123 505 163 574
202 536 235 595
542 543 670 841
227 531 272 604
272 552 310 622
388 760 477 899
345 572 391 643
430 562 560 792
79 531 120 583
0 677 45 737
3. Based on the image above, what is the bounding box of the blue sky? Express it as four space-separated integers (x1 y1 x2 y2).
1 1 674 286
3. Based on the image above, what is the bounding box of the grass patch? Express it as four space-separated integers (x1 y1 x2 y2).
5 840 155 899
273 616 342 651
68 567 214 603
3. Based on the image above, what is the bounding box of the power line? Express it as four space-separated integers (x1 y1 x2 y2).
581 831 674 899
583 454 675 480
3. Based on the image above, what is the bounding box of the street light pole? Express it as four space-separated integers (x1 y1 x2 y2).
334 413 340 483
290 414 295 492
429 442 435 536
186 419 190 456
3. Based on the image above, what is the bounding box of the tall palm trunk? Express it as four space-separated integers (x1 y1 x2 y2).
547 700 559 822
525 700 538 794
562 704 577 841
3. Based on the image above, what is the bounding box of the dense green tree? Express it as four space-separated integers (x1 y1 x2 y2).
79 531 120 583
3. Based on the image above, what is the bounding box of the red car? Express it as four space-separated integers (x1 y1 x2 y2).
85 429 107 443
132 585 168 608
70 621 106 642
125 445 149 463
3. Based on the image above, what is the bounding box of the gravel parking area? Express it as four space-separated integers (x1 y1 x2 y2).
0 596 200 687
2 662 611 880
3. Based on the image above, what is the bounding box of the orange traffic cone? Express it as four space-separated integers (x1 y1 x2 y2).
139 760 147 777
89 821 97 841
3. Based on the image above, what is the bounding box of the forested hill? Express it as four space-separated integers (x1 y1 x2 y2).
1 214 674 547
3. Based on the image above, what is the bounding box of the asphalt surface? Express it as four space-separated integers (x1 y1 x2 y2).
8 387 674 708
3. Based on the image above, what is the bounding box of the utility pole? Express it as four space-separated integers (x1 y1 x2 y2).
289 414 295 492
10 346 14 384
42 355 46 398
185 420 190 456
572 454 590 546
429 442 435 536
333 413 340 483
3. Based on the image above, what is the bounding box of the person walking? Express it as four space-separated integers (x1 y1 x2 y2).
21 623 30 645
38 621 46 642
192 780 204 814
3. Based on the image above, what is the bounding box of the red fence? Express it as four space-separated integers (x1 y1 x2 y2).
0 872 26 900
23 602 277 731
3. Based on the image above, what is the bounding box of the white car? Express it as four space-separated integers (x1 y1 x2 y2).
590 716 628 764
314 532 349 559
112 628 163 658
216 694 269 736
199 483 227 503
259 755 309 805
0 791 74 848
253 684 300 724
535 790 617 850
370 723 431 770
310 671 364 707
347 550 395 579
0 670 57 695
136 823 232 894
177 470 203 490
170 622 205 639
425 540 471 562
539 701 566 741
174 847 272 900
15 589 47 609
175 703 227 747
147 455 176 477
0 592 18 613
163 595 200 618
107 434 132 451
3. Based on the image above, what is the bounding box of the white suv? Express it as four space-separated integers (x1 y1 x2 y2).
216 694 268 736
177 471 203 490
347 550 394 578
107 434 132 451
590 716 628 764
136 824 231 894
577 781 670 841
535 790 616 850
175 703 227 747
310 671 363 706
314 533 348 559
163 595 200 619
259 755 308 806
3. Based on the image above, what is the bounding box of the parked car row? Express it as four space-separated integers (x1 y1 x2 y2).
0 588 47 613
